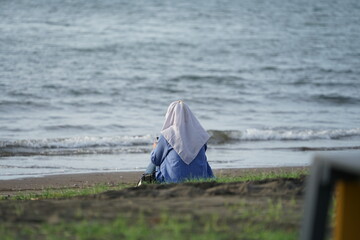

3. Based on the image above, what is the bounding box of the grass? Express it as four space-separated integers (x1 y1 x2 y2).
0 170 307 240
0 212 298 240
1 183 131 200
186 168 308 183
218 169 308 183
1 169 307 201
1 169 308 200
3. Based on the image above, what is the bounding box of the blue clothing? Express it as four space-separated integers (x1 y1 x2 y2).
150 135 214 183
145 162 156 175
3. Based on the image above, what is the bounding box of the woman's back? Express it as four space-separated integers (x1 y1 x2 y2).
141 100 214 184
151 135 213 183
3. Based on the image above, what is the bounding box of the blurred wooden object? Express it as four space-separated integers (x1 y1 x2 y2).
300 154 360 240
334 180 360 240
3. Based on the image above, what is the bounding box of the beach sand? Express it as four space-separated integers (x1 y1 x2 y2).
0 167 310 239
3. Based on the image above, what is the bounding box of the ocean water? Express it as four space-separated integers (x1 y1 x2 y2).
1 0 360 179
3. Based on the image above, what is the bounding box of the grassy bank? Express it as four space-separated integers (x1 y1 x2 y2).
0 211 298 240
0 169 308 240
1 183 132 200
1 169 308 200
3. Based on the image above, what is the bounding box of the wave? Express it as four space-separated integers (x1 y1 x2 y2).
214 146 360 152
7 91 45 99
43 124 97 131
70 44 119 53
41 84 104 96
0 135 153 157
2 128 360 157
0 147 149 157
289 146 360 151
292 79 358 87
208 128 360 144
0 164 119 171
0 135 152 149
311 94 360 105
0 100 49 109
0 134 161 158
169 75 245 85
67 88 103 96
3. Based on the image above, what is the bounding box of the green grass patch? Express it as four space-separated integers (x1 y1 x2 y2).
0 170 306 239
187 168 308 183
1 183 131 201
216 169 308 183
0 212 298 240
1 169 308 200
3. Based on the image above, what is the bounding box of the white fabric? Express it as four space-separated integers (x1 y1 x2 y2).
161 100 210 165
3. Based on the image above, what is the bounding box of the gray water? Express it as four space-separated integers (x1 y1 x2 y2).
1 0 360 179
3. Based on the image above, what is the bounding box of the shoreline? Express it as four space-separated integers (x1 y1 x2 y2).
0 166 309 195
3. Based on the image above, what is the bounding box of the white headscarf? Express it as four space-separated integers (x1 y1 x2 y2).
161 100 210 165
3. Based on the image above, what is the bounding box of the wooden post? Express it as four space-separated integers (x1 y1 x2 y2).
334 180 360 240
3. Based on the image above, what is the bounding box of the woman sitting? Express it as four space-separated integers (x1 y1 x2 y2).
140 100 214 184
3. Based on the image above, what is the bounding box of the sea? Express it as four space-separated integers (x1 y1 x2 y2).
1 0 360 180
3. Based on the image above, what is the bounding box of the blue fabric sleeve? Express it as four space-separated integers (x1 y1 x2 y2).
150 135 169 166
145 162 156 174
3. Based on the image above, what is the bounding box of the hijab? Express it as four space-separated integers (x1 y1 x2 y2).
161 100 210 165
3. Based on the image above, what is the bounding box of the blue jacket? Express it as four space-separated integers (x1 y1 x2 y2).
151 135 214 183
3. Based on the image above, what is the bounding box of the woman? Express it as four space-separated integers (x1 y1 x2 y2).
140 100 214 184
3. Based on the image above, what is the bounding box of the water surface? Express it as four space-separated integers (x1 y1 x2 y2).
1 0 360 179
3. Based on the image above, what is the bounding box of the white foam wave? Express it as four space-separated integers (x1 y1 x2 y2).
209 128 360 143
0 135 153 149
240 128 360 141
